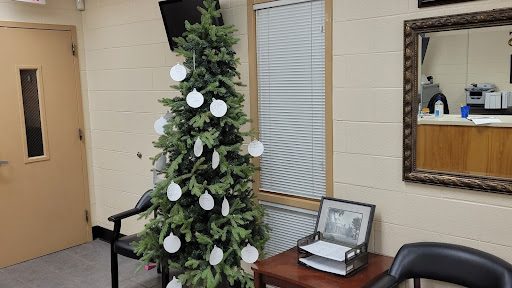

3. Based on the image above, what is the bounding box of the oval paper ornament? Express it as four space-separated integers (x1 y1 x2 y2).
163 232 181 254
209 245 224 266
248 140 264 157
210 98 228 118
221 197 229 217
154 116 167 135
166 276 182 288
199 191 214 211
155 153 167 171
212 149 220 169
186 88 204 108
241 244 259 264
170 63 187 82
194 137 203 157
167 181 182 201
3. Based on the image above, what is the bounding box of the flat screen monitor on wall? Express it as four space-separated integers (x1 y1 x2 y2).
159 0 224 50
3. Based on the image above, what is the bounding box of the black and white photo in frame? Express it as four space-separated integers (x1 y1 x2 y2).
315 198 375 247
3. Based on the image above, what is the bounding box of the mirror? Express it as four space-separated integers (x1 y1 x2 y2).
403 8 512 193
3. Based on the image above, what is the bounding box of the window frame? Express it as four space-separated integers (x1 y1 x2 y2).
247 0 333 211
15 65 51 163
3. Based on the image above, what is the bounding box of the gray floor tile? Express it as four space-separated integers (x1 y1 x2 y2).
0 239 165 288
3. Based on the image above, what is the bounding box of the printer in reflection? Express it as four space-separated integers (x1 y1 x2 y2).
465 83 496 106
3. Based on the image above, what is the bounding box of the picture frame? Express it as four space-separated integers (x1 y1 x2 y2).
418 0 475 8
315 197 375 247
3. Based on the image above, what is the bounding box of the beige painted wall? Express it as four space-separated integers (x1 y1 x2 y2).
81 0 248 233
4 1 512 286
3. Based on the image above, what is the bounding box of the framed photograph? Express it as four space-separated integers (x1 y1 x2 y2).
418 0 476 8
315 197 375 247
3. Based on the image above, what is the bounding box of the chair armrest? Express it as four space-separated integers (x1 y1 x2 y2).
108 208 141 222
363 273 400 288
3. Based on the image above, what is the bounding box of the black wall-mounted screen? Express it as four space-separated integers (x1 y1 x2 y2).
159 0 224 50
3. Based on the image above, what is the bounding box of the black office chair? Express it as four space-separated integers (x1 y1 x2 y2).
108 189 169 288
364 242 512 288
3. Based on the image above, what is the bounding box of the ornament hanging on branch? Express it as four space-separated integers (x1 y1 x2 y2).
221 197 229 216
170 63 187 82
194 137 203 157
154 116 167 135
166 276 182 288
167 181 182 201
248 140 264 157
210 98 228 117
163 232 181 254
186 88 204 108
241 244 259 264
212 149 220 169
199 191 214 210
209 245 223 266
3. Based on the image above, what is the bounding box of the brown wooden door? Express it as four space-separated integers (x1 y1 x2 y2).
0 24 90 268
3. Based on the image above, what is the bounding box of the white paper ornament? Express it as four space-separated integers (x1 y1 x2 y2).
166 276 182 288
241 244 259 264
221 197 229 217
212 149 220 169
155 153 167 171
210 98 228 118
209 245 224 266
186 88 204 108
199 191 214 211
248 140 264 157
154 116 167 135
163 232 181 254
167 181 182 201
194 137 203 157
170 63 187 82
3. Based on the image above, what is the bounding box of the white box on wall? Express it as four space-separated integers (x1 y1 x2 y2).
14 0 46 4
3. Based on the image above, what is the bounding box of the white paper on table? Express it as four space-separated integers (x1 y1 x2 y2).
467 116 502 125
299 255 349 276
299 241 352 262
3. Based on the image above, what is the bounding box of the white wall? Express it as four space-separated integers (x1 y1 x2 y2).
333 0 512 286
81 0 249 233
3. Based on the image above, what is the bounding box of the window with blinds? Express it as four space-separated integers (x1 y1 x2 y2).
262 202 318 256
255 0 326 200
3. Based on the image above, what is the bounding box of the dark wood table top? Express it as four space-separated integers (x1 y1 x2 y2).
252 248 394 288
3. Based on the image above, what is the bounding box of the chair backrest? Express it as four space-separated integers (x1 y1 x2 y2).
389 242 512 288
135 189 153 212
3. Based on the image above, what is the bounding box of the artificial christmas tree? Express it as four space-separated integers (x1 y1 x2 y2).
135 1 269 287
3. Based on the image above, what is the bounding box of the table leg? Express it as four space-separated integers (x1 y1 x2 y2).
254 271 265 288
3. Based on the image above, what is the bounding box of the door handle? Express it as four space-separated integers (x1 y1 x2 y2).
0 160 8 165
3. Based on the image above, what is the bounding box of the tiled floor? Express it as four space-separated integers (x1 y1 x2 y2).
0 240 162 288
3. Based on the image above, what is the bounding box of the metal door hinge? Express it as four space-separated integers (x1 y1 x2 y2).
85 210 89 223
72 43 77 56
78 128 84 141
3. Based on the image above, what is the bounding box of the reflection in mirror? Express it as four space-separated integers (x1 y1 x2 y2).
416 25 512 178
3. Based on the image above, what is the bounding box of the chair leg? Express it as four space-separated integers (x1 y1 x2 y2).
414 278 421 288
161 260 169 288
111 252 119 288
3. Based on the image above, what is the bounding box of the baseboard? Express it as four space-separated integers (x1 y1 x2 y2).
92 226 125 243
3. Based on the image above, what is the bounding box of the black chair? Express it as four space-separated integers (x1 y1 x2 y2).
108 189 169 288
364 242 512 288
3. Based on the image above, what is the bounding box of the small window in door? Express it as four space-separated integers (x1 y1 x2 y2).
18 68 48 161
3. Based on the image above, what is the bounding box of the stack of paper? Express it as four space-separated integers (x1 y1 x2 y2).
467 116 502 125
298 241 353 276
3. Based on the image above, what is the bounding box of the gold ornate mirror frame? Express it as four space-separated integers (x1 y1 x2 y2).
403 8 512 194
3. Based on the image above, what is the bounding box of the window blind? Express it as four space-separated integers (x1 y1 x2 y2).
262 202 318 257
256 0 326 199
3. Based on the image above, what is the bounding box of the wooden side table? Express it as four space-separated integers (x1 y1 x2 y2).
252 248 393 288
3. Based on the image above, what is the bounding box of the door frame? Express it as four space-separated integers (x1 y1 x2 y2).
0 21 92 241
